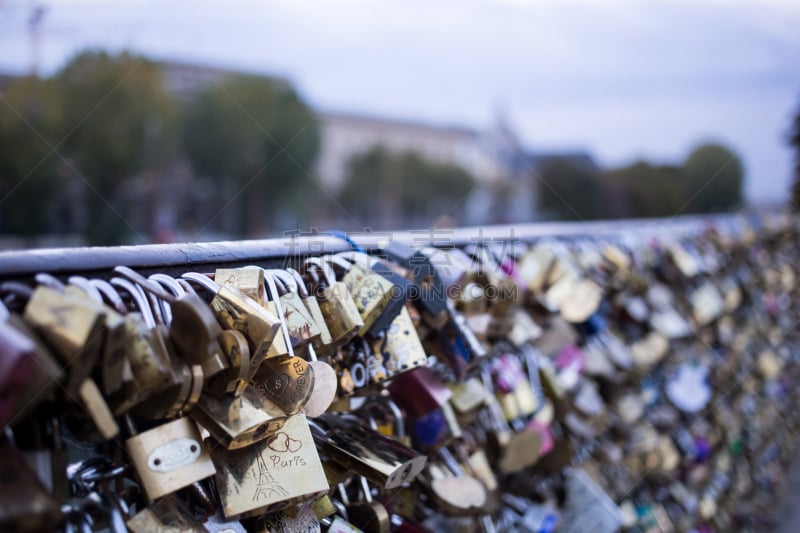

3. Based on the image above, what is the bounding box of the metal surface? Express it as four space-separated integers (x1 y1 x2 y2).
0 214 743 279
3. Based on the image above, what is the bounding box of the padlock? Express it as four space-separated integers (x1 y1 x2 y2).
388 365 451 418
303 258 364 346
215 267 266 301
65 276 130 396
423 447 488 515
250 354 315 416
345 476 391 533
370 306 427 379
328 254 401 337
22 284 105 394
124 415 216 500
205 329 251 396
182 272 281 379
0 433 62 532
286 267 337 357
209 412 329 519
126 493 207 532
3 314 63 420
115 266 223 367
381 241 449 328
267 269 322 351
190 386 286 449
311 413 427 489
254 501 322 533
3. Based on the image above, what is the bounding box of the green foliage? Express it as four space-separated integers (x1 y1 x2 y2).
680 143 743 213
0 76 61 235
535 158 604 220
180 75 319 235
605 162 686 218
55 51 176 244
337 147 475 227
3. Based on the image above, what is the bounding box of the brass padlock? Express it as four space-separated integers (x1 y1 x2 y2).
267 269 322 351
126 494 206 533
209 413 330 519
125 415 216 500
304 258 364 346
327 254 397 337
22 285 105 394
115 266 223 367
190 387 286 450
286 267 336 357
182 272 281 379
64 277 130 396
311 413 427 490
250 354 315 416
370 306 427 379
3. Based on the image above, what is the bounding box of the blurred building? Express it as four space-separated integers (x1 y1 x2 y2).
315 110 539 225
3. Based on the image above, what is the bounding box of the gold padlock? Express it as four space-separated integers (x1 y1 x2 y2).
182 272 281 379
23 285 105 394
267 269 322 351
125 416 216 500
126 494 206 533
370 306 427 379
304 259 364 346
287 267 336 357
190 387 286 450
209 413 330 519
328 255 395 337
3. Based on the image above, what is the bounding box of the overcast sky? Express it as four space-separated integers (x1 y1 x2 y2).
1 0 798 202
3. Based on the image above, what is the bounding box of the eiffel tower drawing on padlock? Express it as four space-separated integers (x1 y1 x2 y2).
252 454 289 502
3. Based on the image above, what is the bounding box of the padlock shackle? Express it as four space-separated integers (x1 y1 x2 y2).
181 272 221 294
304 257 336 285
110 277 157 328
67 276 104 304
90 279 128 314
148 274 186 297
261 269 295 357
286 268 310 298
269 269 297 294
35 272 65 291
113 265 177 303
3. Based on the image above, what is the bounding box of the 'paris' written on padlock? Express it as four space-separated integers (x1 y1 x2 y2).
209 413 329 519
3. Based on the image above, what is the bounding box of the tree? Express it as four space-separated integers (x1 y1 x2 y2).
535 156 604 220
790 100 800 210
180 75 319 236
0 76 61 236
54 50 177 244
680 143 743 213
337 147 475 229
605 162 686 218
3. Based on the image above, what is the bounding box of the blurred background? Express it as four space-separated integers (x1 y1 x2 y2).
0 0 799 247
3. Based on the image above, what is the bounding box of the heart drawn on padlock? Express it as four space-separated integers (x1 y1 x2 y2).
267 431 303 453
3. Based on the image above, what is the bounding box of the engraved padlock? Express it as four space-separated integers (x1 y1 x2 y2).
267 269 322 351
209 412 330 519
304 258 364 346
370 305 427 380
126 494 206 533
326 254 398 337
124 415 217 500
286 267 336 357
